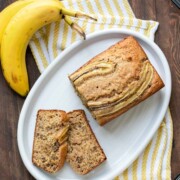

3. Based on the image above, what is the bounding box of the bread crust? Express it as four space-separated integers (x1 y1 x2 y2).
32 110 69 173
69 36 165 125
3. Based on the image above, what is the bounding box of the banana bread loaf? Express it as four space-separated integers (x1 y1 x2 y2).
69 36 164 125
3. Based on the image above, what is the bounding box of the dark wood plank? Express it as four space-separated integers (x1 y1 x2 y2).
129 0 156 20
0 48 39 180
0 1 39 179
167 1 180 179
0 46 39 180
0 0 179 179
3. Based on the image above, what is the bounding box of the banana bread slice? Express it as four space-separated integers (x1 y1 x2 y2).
67 110 106 175
69 36 164 125
32 110 69 173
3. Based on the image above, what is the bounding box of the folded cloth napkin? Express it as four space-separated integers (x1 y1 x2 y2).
29 0 173 179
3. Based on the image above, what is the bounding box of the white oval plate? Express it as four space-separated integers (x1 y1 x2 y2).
17 29 171 180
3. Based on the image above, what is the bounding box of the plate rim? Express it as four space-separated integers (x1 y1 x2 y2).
17 29 172 180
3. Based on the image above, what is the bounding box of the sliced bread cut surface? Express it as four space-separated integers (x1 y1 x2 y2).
32 110 69 173
67 110 106 175
69 36 164 125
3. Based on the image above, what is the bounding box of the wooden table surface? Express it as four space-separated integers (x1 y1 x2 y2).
0 0 179 179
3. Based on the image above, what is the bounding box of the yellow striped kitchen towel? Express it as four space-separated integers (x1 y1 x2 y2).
29 0 173 179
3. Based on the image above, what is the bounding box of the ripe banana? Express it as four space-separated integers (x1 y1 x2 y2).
1 0 95 96
0 0 64 58
0 0 35 57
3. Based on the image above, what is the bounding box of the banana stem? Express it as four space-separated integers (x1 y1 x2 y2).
61 8 97 21
75 12 97 21
64 16 86 40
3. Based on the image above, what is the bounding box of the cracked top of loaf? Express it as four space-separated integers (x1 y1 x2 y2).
69 36 164 125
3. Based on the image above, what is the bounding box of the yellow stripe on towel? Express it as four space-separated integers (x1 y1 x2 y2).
135 19 142 32
122 0 134 17
61 22 69 50
32 37 48 69
123 168 129 180
66 0 77 44
85 1 96 33
150 124 164 178
94 0 106 30
141 141 153 179
166 110 173 179
132 160 138 180
76 0 88 35
122 0 134 29
53 21 60 58
112 0 125 26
